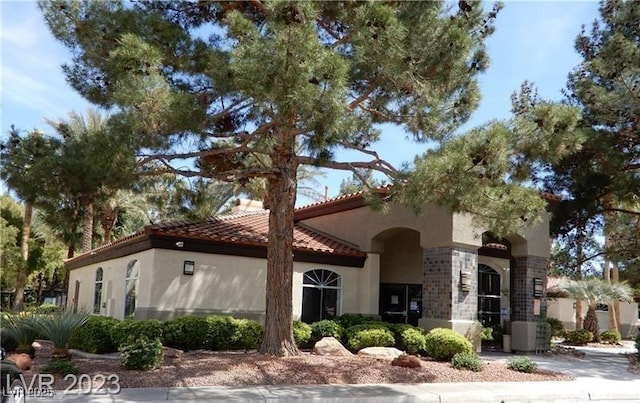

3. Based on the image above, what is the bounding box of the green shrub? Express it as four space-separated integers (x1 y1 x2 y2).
32 303 62 314
600 329 621 344
119 337 163 370
635 334 640 355
205 315 236 350
163 316 209 351
546 317 565 338
335 314 379 331
480 327 494 341
424 328 473 361
310 320 344 342
451 352 484 372
293 321 312 347
397 326 426 355
42 358 79 375
69 315 120 354
230 318 264 350
111 319 164 348
507 356 537 373
346 323 394 351
564 329 593 346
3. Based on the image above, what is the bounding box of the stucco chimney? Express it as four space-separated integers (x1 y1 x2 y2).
231 198 265 214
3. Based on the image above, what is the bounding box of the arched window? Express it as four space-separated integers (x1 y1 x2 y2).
301 269 341 323
478 264 501 327
93 267 103 314
125 260 140 317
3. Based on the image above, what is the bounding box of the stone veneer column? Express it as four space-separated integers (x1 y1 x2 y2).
419 246 478 339
511 255 548 352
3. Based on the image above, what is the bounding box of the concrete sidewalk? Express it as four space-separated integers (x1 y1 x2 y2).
31 379 640 403
33 344 640 403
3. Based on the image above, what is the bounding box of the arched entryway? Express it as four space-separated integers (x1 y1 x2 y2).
301 269 341 323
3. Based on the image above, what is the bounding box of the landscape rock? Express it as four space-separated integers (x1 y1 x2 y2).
357 347 404 359
312 337 353 356
391 354 422 368
163 346 184 359
7 353 32 370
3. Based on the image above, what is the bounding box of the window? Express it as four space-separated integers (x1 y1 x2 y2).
124 260 140 317
478 264 501 327
93 267 103 314
301 269 341 323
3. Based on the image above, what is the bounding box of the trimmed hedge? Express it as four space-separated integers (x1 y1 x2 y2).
389 324 426 355
119 337 163 370
424 328 473 361
564 329 593 346
205 315 237 350
163 316 209 351
229 318 264 350
111 319 164 348
346 323 394 351
310 320 344 343
335 314 379 331
293 321 312 347
600 329 621 345
68 315 120 354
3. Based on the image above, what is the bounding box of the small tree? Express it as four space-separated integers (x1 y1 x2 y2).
560 278 633 342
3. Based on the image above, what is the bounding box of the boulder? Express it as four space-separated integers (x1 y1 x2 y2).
357 347 404 359
163 346 184 359
7 353 32 370
391 354 422 369
312 337 353 356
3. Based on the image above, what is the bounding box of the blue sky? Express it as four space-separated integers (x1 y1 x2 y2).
1 1 601 205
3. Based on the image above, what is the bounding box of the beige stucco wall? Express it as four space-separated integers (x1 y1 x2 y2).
300 202 549 255
300 202 461 252
67 250 154 320
68 248 369 322
379 229 422 284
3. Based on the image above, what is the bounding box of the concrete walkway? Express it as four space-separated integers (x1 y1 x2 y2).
33 344 640 403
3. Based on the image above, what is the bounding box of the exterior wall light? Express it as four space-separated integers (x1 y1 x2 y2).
183 260 195 275
533 278 543 298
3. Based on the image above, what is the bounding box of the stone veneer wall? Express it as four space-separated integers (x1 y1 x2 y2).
422 246 478 321
511 255 548 322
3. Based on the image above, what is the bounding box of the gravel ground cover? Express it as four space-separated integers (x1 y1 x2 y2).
24 342 572 390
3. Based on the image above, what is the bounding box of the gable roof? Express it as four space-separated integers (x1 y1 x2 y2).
66 211 366 270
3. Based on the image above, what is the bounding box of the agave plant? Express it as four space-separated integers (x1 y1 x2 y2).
37 310 91 359
3 311 42 357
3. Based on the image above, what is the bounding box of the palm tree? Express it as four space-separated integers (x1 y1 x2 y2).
560 278 633 341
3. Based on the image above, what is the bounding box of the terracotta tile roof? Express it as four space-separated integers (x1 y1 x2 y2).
150 211 364 257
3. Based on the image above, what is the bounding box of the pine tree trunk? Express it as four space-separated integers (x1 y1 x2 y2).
258 134 300 357
603 194 619 332
14 201 33 310
82 201 94 252
584 306 600 342
575 230 584 329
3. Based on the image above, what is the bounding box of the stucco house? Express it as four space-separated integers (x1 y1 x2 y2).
65 190 554 352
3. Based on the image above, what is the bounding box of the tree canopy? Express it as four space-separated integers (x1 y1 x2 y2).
39 0 583 355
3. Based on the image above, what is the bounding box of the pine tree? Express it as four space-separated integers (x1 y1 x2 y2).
544 0 640 331
40 0 528 355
